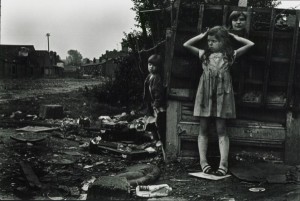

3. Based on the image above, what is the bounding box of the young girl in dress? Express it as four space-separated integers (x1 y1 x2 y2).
183 26 254 176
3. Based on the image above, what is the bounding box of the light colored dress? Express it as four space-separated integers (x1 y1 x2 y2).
193 50 236 118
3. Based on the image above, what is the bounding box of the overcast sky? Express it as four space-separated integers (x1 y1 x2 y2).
1 0 300 60
1 0 136 59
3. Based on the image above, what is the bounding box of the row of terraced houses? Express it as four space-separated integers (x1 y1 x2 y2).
0 44 64 78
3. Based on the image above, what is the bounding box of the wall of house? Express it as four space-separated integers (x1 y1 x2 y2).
164 3 300 164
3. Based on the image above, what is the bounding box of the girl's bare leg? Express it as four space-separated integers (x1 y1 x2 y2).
198 117 211 173
216 118 229 174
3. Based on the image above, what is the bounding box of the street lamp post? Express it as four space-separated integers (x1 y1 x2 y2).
46 33 50 52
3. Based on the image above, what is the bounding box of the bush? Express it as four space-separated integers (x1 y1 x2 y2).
86 54 144 107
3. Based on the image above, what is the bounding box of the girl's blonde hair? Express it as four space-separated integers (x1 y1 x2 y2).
202 26 234 64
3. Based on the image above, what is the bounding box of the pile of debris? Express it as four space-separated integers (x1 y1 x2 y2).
0 104 171 200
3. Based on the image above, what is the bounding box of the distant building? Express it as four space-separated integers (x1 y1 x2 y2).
99 48 129 79
80 62 103 77
0 45 40 78
36 50 52 76
0 44 63 78
64 65 79 78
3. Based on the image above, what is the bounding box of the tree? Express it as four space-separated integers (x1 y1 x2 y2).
248 0 280 7
66 50 83 66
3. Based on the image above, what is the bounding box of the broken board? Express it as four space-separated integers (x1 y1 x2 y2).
188 172 231 180
16 126 59 132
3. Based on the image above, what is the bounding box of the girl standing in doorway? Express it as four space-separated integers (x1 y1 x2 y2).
183 26 254 176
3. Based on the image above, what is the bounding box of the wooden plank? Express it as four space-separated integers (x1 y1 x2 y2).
285 112 300 165
286 10 300 109
262 9 276 106
204 5 223 10
227 6 248 12
238 7 252 105
164 28 175 91
166 100 180 159
20 161 42 189
164 0 180 92
222 5 229 26
177 121 285 146
197 4 205 33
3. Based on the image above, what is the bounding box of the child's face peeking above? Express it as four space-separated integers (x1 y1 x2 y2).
207 35 223 52
148 63 158 74
231 15 246 31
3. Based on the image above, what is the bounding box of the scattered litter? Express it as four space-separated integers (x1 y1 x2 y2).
169 178 191 182
81 176 96 191
50 158 75 165
83 161 104 169
188 172 231 180
145 147 156 153
220 198 235 201
78 117 91 127
26 114 38 120
79 142 90 148
98 116 112 120
78 194 87 200
69 186 80 196
47 186 69 200
249 187 266 192
91 136 102 144
136 184 172 198
63 151 83 156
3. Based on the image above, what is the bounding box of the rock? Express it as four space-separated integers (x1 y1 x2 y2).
87 176 130 200
39 104 64 119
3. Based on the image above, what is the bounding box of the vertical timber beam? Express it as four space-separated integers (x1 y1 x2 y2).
166 100 180 160
262 9 276 106
285 112 300 165
222 5 229 26
238 7 252 104
197 4 205 34
286 11 300 109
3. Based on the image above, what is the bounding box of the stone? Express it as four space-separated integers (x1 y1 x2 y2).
39 104 64 119
87 176 130 200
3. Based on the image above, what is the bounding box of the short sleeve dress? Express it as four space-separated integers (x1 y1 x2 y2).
193 51 236 119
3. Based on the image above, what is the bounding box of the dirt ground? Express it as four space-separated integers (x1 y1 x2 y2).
0 78 300 201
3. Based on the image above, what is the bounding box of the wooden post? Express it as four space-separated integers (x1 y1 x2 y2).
262 9 276 106
285 112 300 165
166 100 180 159
286 11 300 109
197 4 205 34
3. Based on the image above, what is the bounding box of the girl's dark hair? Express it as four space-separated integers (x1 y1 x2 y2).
229 11 247 27
202 26 234 64
148 54 162 68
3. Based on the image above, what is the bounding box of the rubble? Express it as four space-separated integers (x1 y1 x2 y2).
86 176 130 200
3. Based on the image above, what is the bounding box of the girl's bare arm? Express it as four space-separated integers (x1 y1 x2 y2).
230 33 254 58
183 31 207 56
